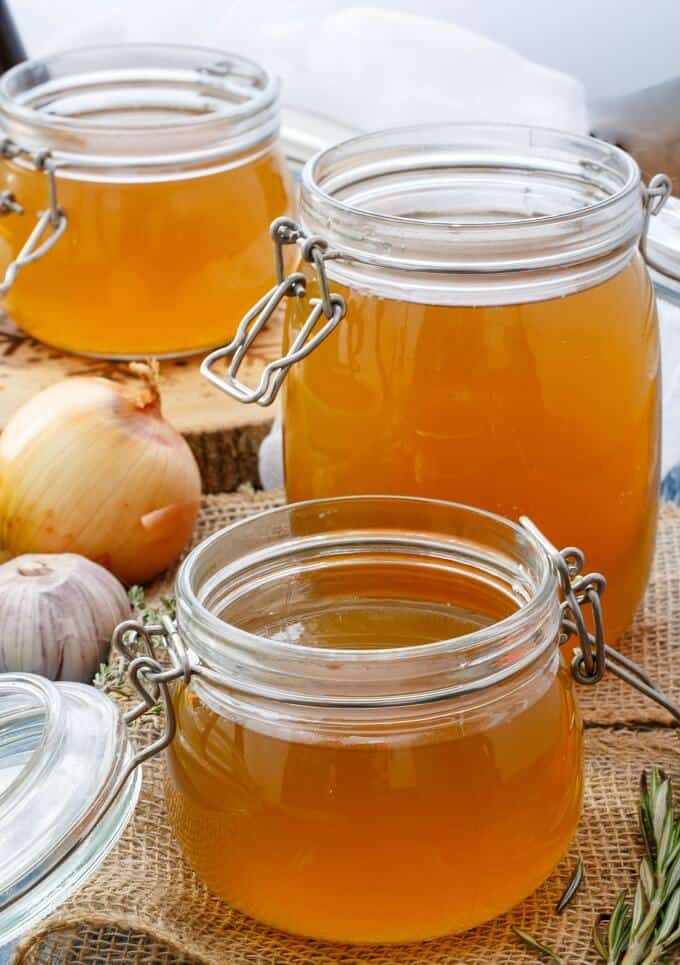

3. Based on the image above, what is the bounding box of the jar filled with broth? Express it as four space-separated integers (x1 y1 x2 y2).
167 496 583 942
204 125 665 643
0 45 293 358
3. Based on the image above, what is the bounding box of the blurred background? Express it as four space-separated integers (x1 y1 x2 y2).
12 0 680 98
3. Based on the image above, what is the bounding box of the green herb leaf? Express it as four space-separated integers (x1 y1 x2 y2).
609 892 632 962
511 925 562 962
592 915 611 962
555 859 584 915
594 768 680 964
656 888 680 945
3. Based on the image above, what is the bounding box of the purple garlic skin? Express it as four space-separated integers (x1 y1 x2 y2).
0 553 130 683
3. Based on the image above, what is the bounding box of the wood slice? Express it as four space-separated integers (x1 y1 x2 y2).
0 316 280 494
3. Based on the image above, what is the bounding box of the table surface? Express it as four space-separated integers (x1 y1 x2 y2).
0 315 280 438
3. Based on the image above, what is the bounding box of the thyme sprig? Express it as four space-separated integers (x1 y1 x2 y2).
593 768 680 964
93 585 176 706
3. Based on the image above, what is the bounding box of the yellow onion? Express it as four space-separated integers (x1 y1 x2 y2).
0 363 201 584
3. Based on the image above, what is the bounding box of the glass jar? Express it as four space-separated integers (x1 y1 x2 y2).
167 496 582 943
203 125 665 644
0 44 293 358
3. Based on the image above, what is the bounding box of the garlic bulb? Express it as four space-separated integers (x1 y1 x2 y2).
0 364 201 584
0 553 130 682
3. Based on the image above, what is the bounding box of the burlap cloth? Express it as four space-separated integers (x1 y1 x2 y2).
12 495 680 965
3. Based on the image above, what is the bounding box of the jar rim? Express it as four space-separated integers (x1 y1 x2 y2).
0 43 281 169
303 122 640 232
176 496 561 706
298 123 644 304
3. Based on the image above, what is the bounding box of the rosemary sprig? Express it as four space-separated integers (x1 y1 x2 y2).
93 585 176 706
593 768 680 964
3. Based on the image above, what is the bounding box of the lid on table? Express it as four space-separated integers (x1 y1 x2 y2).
0 673 140 947
646 195 680 302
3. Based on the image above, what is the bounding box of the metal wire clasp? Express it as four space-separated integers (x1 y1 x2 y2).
640 172 679 281
0 140 67 297
520 517 680 722
110 614 192 775
201 217 346 406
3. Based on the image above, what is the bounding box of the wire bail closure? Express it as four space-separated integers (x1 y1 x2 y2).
520 517 680 722
0 139 67 298
201 217 346 406
640 172 680 281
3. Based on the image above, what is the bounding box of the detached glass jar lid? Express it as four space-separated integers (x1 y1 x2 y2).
0 44 294 359
0 674 140 946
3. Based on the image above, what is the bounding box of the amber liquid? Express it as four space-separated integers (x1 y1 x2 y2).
166 569 582 943
283 257 660 643
0 143 292 357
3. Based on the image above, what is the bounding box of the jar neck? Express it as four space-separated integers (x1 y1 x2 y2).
0 44 281 177
176 497 561 709
299 124 644 305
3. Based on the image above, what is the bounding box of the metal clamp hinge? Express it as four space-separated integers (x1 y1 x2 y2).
201 217 346 406
640 172 679 282
0 139 67 298
520 517 680 722
110 613 193 771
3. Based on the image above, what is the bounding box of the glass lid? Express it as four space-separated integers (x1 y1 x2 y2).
646 194 680 300
0 674 140 947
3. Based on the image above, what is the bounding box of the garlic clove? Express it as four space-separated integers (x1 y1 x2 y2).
0 553 131 683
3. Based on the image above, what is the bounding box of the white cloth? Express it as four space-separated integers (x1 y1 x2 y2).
220 5 589 135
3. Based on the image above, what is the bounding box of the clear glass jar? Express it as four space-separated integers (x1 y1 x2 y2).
205 124 661 644
167 496 583 943
0 44 293 358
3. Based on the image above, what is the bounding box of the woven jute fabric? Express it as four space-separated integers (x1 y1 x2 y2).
13 727 680 965
12 494 680 965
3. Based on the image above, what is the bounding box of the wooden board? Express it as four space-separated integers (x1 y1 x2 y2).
0 316 280 493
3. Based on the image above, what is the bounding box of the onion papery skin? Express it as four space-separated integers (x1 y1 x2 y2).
0 377 202 584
